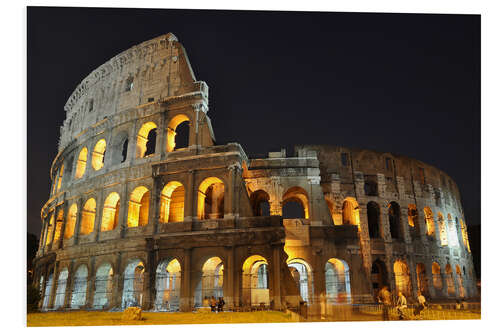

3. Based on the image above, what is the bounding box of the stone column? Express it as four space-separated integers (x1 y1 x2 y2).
86 258 96 309
94 191 105 242
223 247 235 309
270 245 282 310
63 262 74 309
73 198 84 245
48 262 59 309
184 171 195 222
424 261 436 299
57 203 69 249
180 248 192 311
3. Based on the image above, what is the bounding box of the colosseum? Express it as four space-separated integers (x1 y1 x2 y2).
33 33 478 313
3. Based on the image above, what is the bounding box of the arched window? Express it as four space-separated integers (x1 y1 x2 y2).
45 214 55 246
125 76 134 92
197 177 224 220
136 122 157 158
423 207 435 236
437 212 448 246
101 192 120 231
127 186 150 227
371 260 388 291
64 204 77 239
447 214 459 247
325 258 351 304
342 197 360 226
122 259 146 308
80 198 96 235
42 273 53 309
393 260 412 296
288 258 314 303
416 263 428 296
91 139 106 171
121 138 128 163
93 263 113 309
250 190 270 216
56 164 64 191
455 265 466 298
160 182 185 223
53 210 64 243
388 202 402 240
166 114 190 152
432 262 443 290
282 186 309 219
460 219 471 252
155 259 182 311
407 204 417 228
241 255 270 307
75 147 88 179
367 202 381 238
445 264 455 296
194 257 224 307
70 265 88 309
54 268 68 309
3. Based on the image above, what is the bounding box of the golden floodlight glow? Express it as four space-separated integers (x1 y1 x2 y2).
136 122 157 158
342 197 360 227
160 181 185 223
64 204 78 239
197 177 224 219
80 198 96 235
423 207 435 236
407 204 417 227
127 186 150 227
167 114 190 152
283 186 310 219
460 219 471 252
53 210 64 243
45 214 55 246
56 164 64 191
101 192 120 231
75 147 88 179
92 139 106 171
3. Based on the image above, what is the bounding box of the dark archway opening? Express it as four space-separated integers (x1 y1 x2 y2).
145 128 157 156
175 121 190 150
283 200 305 219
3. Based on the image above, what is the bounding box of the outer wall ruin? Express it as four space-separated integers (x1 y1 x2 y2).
34 33 478 312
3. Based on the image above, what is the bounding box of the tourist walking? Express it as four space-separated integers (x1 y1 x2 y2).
217 297 225 312
378 286 392 321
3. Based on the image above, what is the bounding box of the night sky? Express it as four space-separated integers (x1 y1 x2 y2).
27 7 480 237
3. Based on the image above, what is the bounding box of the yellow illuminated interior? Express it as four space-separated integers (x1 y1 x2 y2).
75 147 88 179
80 198 96 235
166 114 190 152
136 122 157 158
64 204 77 239
423 207 435 236
92 139 106 171
127 186 150 227
197 177 224 219
101 192 120 231
342 197 360 227
437 212 448 246
53 210 64 243
45 214 55 246
56 164 64 191
160 181 185 223
460 219 470 252
407 204 417 227
432 262 443 290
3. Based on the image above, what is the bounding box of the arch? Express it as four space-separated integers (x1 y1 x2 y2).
197 177 225 220
194 257 224 307
388 202 402 240
250 190 270 216
287 258 314 303
367 201 381 238
424 207 435 236
45 214 55 246
407 204 417 228
445 264 455 296
53 210 64 243
282 186 309 219
127 186 150 227
91 139 106 170
432 262 443 290
56 164 64 191
160 181 185 223
437 212 448 246
70 265 88 309
393 260 412 296
416 263 429 296
455 265 466 298
75 147 88 179
242 255 270 307
42 273 53 309
136 121 157 158
166 114 190 152
342 197 360 226
325 197 336 224
64 204 77 239
54 268 69 309
101 192 120 231
325 258 351 304
121 259 146 308
93 263 113 309
80 198 96 235
371 259 388 292
447 214 459 247
155 258 182 311
460 219 471 252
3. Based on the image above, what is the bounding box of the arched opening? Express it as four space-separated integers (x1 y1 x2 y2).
342 197 360 226
325 258 351 304
121 259 145 308
393 260 412 297
460 219 471 252
53 210 64 243
64 204 77 239
166 114 190 152
45 214 54 246
325 197 336 224
56 164 64 191
160 181 185 223
455 265 466 298
121 138 128 163
42 273 53 309
371 259 388 293
127 186 150 227
407 204 417 228
416 263 429 296
136 122 157 158
447 214 459 247
287 258 314 303
282 186 309 219
445 264 455 296
250 190 270 216
367 202 381 238
80 198 96 235
93 263 113 309
194 257 224 307
388 202 402 240
75 147 88 179
197 177 224 220
54 268 68 309
70 265 88 309
101 192 120 232
91 139 106 171
242 255 270 307
155 258 182 311
424 207 435 236
432 262 443 291
437 212 448 246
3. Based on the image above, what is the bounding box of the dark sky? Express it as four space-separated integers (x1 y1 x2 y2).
27 7 480 237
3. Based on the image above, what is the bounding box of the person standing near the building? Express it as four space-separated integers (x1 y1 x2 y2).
414 291 427 317
210 296 217 312
378 286 392 321
396 291 407 320
217 297 225 312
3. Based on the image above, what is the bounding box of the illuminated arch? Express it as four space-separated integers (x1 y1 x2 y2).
166 114 190 152
445 264 455 296
371 259 388 291
70 265 88 309
432 262 443 290
160 181 185 223
455 265 466 298
127 186 150 227
93 263 113 309
287 258 314 303
75 147 88 179
91 139 106 170
416 263 428 296
197 177 225 220
80 198 96 235
242 255 270 307
42 273 53 309
155 258 182 311
325 258 351 304
64 204 77 239
437 212 448 246
54 268 68 309
101 192 120 231
447 214 459 247
408 204 417 228
250 190 270 216
45 213 55 246
53 210 64 243
195 257 224 307
121 259 146 308
393 260 412 296
423 207 435 236
460 219 471 252
56 164 64 191
136 121 157 158
282 186 309 219
342 197 360 226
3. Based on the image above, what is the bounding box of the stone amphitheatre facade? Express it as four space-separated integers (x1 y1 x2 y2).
33 33 477 312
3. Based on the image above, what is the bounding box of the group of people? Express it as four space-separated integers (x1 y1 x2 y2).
202 296 225 312
377 286 427 320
